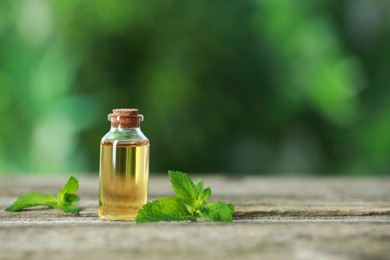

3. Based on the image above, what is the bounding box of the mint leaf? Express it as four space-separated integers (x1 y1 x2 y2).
5 176 80 215
168 171 197 210
57 176 79 202
199 202 234 222
136 171 235 223
197 187 211 205
5 193 57 212
57 176 80 215
59 204 80 215
135 197 196 223
195 178 204 197
63 194 80 204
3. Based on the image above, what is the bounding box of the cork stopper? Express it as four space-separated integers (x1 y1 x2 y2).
112 108 139 116
108 108 144 128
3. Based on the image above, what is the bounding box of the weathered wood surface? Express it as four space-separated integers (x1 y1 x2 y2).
1 175 390 260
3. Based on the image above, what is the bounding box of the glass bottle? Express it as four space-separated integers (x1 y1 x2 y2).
98 108 150 221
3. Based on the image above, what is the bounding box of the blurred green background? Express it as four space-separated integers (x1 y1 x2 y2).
0 0 389 175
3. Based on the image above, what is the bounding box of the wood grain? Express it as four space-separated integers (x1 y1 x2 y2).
1 175 389 260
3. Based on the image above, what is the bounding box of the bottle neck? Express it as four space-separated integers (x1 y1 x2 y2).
110 125 141 131
108 114 143 128
105 124 148 143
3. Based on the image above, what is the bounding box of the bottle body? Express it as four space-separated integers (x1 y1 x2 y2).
98 109 149 221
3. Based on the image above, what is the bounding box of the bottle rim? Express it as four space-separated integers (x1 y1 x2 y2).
107 113 144 122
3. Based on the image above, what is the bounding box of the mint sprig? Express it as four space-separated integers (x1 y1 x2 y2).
134 197 196 222
5 176 80 215
135 171 234 223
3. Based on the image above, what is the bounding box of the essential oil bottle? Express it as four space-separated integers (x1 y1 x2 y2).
98 108 150 221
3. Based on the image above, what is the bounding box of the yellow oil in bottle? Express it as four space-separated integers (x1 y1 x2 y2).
98 140 149 221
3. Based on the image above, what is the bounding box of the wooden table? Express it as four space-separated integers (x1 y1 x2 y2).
1 175 390 259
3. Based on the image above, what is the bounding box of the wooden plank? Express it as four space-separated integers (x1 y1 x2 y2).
0 176 390 259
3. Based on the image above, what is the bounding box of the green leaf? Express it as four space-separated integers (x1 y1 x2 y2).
227 203 235 213
135 197 196 223
135 171 235 223
58 204 80 215
168 171 197 209
199 202 234 222
57 176 79 202
197 187 211 204
63 194 80 204
195 178 204 197
56 177 80 215
5 193 57 212
5 176 81 215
